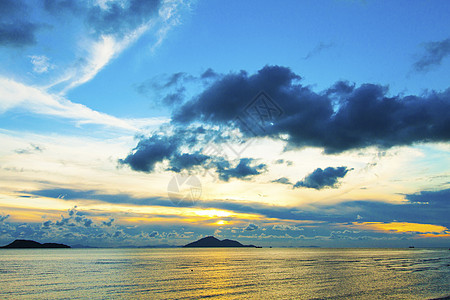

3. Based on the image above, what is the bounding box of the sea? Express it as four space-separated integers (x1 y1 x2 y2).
0 248 449 299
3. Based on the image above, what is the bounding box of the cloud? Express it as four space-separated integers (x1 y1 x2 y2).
0 22 41 48
0 214 10 222
171 65 450 153
168 152 210 172
0 77 157 130
406 188 450 208
0 0 188 95
244 223 259 231
44 0 162 38
201 68 219 79
0 0 42 48
119 134 181 172
273 159 293 166
294 166 351 190
25 188 170 207
413 38 450 72
87 0 161 37
22 187 450 229
272 177 292 185
148 230 159 237
102 218 115 227
42 0 186 92
29 55 54 73
14 143 44 154
160 72 194 89
216 158 267 182
136 72 195 105
44 206 100 229
119 131 267 180
61 34 140 91
272 224 303 231
118 123 267 181
304 42 334 60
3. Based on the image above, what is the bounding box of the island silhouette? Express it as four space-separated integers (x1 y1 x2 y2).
183 236 257 248
1 239 70 248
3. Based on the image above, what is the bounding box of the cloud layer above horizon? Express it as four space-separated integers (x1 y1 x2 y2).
1 0 449 247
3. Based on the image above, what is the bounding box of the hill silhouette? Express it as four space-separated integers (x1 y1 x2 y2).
183 236 256 248
1 239 71 248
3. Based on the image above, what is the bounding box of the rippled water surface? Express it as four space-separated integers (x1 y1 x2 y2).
0 248 449 299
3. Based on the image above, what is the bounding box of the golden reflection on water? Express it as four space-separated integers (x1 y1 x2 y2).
0 248 449 299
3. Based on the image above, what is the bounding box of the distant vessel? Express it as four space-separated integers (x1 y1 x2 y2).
409 246 415 248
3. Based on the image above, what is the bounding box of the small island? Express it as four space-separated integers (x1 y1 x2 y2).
183 236 257 248
1 239 71 249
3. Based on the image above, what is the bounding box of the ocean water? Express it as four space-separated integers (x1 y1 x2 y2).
0 248 449 299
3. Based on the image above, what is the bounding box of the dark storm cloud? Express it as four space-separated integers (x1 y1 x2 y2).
201 68 219 79
294 167 351 190
161 89 186 105
216 158 267 182
325 80 356 96
118 124 267 181
414 38 450 72
172 65 450 153
119 134 180 172
0 0 40 47
168 152 210 172
87 0 161 37
172 66 301 124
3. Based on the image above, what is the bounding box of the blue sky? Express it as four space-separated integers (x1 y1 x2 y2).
0 0 449 247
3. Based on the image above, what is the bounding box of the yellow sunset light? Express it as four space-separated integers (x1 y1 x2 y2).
352 222 448 234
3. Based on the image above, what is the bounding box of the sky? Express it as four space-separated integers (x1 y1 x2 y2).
0 0 449 247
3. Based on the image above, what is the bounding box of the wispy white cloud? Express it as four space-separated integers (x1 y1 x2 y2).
29 55 54 73
151 0 191 52
60 27 147 92
53 0 189 93
0 77 167 131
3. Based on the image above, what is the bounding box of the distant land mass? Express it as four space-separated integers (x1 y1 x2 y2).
183 236 257 248
1 239 71 249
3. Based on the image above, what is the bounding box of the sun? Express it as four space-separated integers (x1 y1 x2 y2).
214 220 229 226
